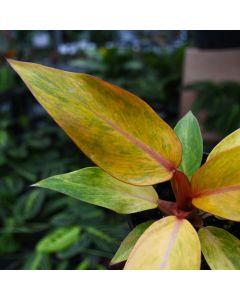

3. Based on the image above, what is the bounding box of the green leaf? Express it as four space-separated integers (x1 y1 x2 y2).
111 220 154 265
23 252 51 270
57 234 91 259
33 167 158 214
174 111 203 179
198 226 240 270
85 226 116 244
36 226 81 253
14 190 45 221
0 129 8 148
76 259 90 270
0 233 20 254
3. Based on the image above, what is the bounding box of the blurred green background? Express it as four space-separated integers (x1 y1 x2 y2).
0 30 240 269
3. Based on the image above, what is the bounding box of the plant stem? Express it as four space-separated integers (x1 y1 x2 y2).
170 170 193 211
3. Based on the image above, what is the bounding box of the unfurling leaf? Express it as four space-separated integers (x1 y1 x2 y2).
199 226 240 270
192 147 240 221
8 59 182 185
111 220 154 265
33 167 159 214
124 216 201 270
174 111 203 179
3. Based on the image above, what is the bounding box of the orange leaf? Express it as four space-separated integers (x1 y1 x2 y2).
8 59 182 186
192 147 240 221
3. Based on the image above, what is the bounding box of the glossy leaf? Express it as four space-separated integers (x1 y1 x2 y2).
192 147 240 221
124 216 201 270
36 226 81 253
111 220 154 265
174 111 203 179
199 226 240 270
207 128 240 161
33 167 158 214
8 59 182 185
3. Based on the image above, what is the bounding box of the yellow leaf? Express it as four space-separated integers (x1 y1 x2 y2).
207 129 240 161
124 216 201 270
8 59 182 186
192 147 240 221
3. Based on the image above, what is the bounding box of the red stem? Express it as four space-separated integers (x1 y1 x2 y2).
170 170 193 211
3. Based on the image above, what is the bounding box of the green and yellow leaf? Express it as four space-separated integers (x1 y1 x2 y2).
174 111 203 179
199 226 240 270
33 167 158 214
124 216 201 270
207 129 240 161
111 220 154 265
192 147 240 221
8 59 182 185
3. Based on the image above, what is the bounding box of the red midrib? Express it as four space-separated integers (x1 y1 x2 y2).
192 184 240 198
104 117 175 172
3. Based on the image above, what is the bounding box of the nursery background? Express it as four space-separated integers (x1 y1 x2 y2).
0 30 240 270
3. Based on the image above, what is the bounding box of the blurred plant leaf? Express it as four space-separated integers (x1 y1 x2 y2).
36 226 81 253
0 233 20 254
14 189 45 221
23 252 52 270
0 129 8 148
76 258 90 270
57 234 91 259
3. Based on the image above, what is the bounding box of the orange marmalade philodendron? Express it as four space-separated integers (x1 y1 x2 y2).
8 59 240 270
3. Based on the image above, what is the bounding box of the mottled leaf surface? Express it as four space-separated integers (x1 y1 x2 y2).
111 220 154 265
8 59 182 185
207 129 240 161
124 216 201 270
34 167 158 214
174 111 203 179
192 147 240 221
199 226 240 270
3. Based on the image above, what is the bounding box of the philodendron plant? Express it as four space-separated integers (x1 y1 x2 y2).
8 59 240 270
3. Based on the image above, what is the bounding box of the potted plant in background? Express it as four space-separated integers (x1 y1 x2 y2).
8 59 240 270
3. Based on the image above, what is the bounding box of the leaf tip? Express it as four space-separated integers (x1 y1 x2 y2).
6 58 20 68
30 182 41 188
